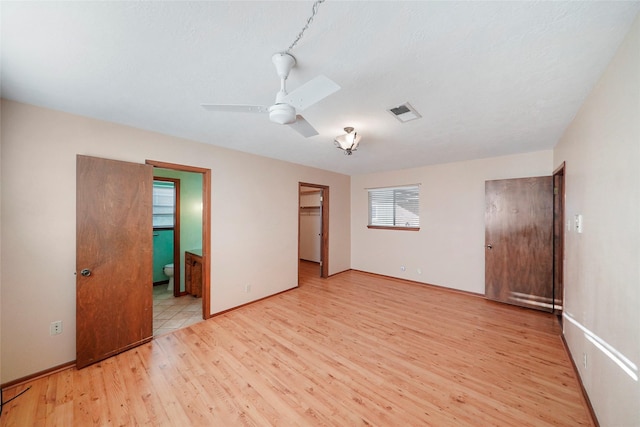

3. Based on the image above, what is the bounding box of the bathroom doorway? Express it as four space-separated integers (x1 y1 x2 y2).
147 160 212 329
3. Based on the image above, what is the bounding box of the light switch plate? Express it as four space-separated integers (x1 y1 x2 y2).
575 214 583 233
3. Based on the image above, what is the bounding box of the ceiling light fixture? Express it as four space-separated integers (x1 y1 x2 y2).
334 127 361 155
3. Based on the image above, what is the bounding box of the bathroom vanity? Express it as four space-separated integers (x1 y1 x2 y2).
185 249 203 298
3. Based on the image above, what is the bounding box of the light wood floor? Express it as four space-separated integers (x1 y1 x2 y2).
1 261 593 426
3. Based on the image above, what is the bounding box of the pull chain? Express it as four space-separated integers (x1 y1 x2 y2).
285 0 326 54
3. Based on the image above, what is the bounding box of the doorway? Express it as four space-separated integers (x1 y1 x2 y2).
76 155 212 368
147 160 212 321
299 182 329 278
151 173 204 336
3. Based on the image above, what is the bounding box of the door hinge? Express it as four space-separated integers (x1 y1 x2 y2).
320 196 323 203
554 187 558 195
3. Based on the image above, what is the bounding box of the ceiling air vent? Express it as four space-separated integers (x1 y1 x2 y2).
387 102 421 123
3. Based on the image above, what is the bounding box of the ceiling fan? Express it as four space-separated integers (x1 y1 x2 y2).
201 53 340 137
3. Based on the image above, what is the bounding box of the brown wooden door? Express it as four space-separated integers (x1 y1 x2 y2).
76 155 153 368
485 176 553 312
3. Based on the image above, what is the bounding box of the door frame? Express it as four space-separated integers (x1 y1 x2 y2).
299 182 329 278
153 177 182 296
147 160 212 320
552 162 566 314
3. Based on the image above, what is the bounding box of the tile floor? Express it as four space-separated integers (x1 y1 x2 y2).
153 286 203 336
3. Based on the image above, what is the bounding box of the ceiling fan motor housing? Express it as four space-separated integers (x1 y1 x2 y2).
269 103 297 124
272 53 296 80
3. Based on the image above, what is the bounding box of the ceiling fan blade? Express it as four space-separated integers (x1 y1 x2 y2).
201 104 269 113
282 75 340 111
288 115 319 138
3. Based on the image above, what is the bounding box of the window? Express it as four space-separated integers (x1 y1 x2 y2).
153 181 175 228
368 185 420 230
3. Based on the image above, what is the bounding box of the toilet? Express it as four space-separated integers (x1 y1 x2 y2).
163 263 174 291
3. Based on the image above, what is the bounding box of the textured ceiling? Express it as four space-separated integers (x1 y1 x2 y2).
2 1 639 175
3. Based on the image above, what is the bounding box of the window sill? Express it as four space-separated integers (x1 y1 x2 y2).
367 226 420 231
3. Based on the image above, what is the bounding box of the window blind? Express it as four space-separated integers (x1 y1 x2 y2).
368 185 420 228
153 181 175 227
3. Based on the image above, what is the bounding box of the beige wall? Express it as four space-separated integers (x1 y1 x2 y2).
553 14 640 426
351 150 553 294
0 100 351 383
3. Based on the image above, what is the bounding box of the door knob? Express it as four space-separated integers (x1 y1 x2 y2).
486 244 493 249
80 268 92 277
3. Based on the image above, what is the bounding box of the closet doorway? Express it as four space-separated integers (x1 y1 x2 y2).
299 183 329 278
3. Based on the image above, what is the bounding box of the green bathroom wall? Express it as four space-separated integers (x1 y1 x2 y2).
153 168 203 293
152 229 174 283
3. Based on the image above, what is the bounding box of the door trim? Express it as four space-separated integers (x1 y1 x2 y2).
553 162 566 314
299 182 329 278
147 160 212 320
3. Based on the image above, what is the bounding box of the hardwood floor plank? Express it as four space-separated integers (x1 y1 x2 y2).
217 314 380 426
135 342 194 425
1 262 594 426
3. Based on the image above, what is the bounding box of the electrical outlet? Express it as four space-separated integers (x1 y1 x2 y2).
417 268 422 275
50 320 63 336
400 266 406 272
245 284 251 293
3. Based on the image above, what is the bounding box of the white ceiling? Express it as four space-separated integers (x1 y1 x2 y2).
2 1 639 176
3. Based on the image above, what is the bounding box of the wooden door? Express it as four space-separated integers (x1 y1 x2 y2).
485 176 553 312
76 155 153 368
